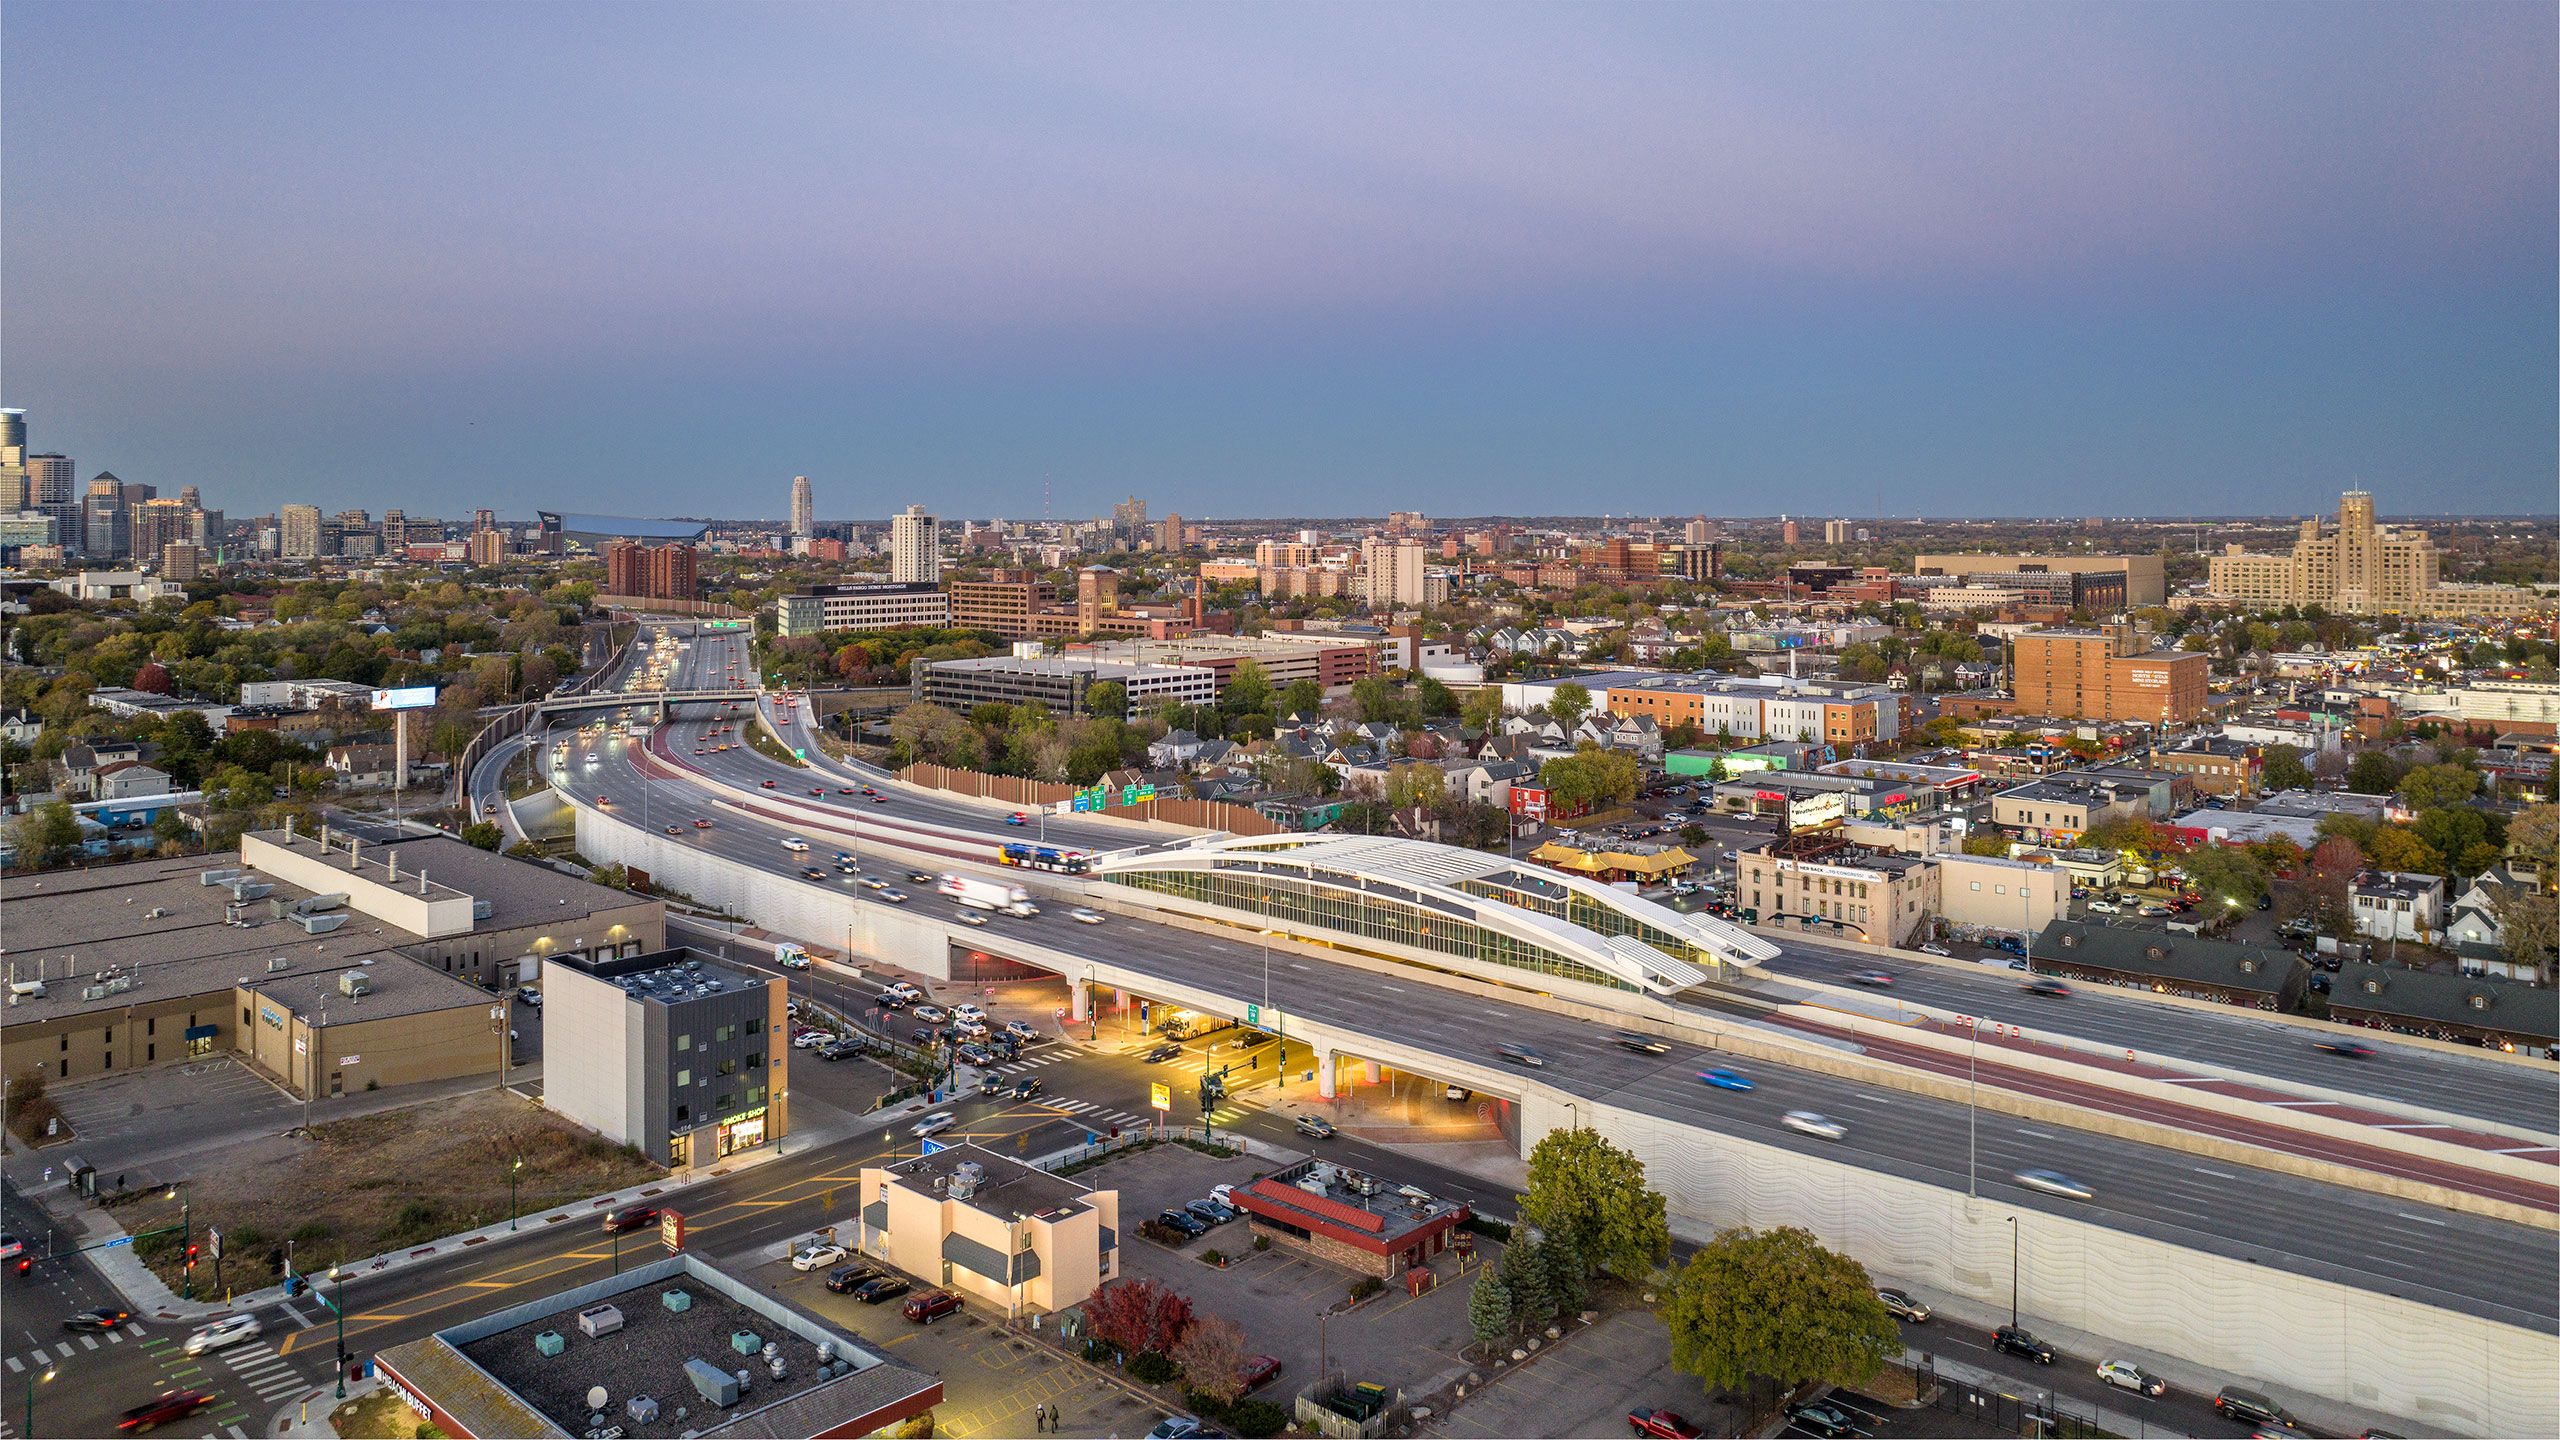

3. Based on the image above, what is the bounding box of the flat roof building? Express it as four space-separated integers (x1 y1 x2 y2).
2009 625 2209 725
376 1253 941 1439
773 581 951 638
858 1144 1120 1318
1913 553 2165 607
913 654 1215 716
543 947 788 1171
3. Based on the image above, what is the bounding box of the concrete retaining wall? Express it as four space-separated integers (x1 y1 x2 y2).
1520 1087 2558 1439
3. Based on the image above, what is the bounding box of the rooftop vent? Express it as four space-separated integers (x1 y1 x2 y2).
295 913 349 935
199 869 244 887
338 971 373 998
729 1330 763 1357
266 957 291 973
533 1330 566 1358
661 1289 692 1313
684 1358 739 1408
576 1303 624 1338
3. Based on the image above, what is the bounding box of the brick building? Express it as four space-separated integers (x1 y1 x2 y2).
2009 625 2207 724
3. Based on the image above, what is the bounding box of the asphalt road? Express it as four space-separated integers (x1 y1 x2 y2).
569 704 2560 1329
1757 941 2560 1135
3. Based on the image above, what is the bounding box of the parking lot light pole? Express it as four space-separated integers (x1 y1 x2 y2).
509 1155 524 1231
325 1265 348 1400
2006 1214 2019 1328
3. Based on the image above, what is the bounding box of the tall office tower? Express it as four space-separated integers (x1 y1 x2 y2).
0 409 24 466
381 509 407 552
790 475 814 537
1780 515 1800 547
1111 495 1148 541
1684 517 1712 545
1358 536 1427 609
131 498 196 564
28 454 78 550
890 503 941 584
178 484 200 507
84 476 130 558
280 503 323 560
0 468 25 511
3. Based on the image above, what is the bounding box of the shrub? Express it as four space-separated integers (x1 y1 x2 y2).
1464 1214 1514 1243
1200 1248 1224 1265
1220 1398 1290 1438
1251 1234 1270 1252
1128 1351 1178 1385
1348 1276 1385 1302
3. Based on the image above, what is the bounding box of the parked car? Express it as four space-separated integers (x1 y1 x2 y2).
1876 1287 1931 1323
853 1275 911 1303
1294 1114 1337 1140
1784 1400 1856 1438
903 1290 964 1324
600 1206 660 1234
1236 1354 1284 1394
1155 1208 1209 1238
182 1315 261 1356
1146 1419 1206 1440
117 1389 214 1433
2097 1360 2167 1397
1186 1198 1236 1226
1994 1324 2055 1364
1626 1408 1704 1439
825 1263 883 1294
2212 1386 2300 1431
1917 943 1952 957
791 1242 848 1271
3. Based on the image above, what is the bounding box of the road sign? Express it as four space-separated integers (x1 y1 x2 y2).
1244 1004 1259 1026
210 1228 223 1260
659 1209 686 1253
1149 1082 1171 1112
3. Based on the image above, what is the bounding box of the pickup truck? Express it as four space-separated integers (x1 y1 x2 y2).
1627 1408 1703 1439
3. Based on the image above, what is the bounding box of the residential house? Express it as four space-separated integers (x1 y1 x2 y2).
2445 866 2550 982
0 710 40 748
91 760 173 801
2350 870 2446 945
326 742 401 789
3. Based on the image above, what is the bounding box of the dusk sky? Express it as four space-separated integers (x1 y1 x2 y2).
5 1 2553 522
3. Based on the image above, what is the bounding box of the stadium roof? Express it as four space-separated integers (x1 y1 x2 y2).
538 511 709 544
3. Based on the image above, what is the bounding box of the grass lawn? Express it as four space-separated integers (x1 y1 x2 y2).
331 1390 438 1439
108 1089 659 1294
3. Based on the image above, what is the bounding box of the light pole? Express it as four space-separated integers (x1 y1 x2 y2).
168 1183 193 1301
325 1265 348 1400
22 1364 53 1436
508 1154 524 1231
1966 1021 1980 1198
2006 1214 2020 1328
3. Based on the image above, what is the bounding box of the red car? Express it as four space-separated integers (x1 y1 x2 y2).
901 1290 963 1324
119 1390 214 1433
840 787 858 795
693 819 712 829
1628 1409 1703 1439
601 1206 660 1234
1236 1354 1283 1393
761 779 776 789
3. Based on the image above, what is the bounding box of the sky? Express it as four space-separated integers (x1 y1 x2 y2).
4 1 2553 522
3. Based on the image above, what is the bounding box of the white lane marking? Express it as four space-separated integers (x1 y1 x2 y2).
2397 1211 2451 1227
2191 1167 2239 1180
2014 1128 2055 1139
2492 1145 2558 1155
2262 1099 2325 1107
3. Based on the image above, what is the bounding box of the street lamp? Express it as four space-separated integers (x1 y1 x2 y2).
22 1364 52 1436
2005 1214 2020 1328
325 1264 349 1400
508 1154 524 1231
167 1183 193 1301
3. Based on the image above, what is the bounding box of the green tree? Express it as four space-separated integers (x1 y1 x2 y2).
1539 746 1639 815
1349 675 1411 726
2180 844 2269 911
1278 678 1324 718
1222 660 1274 718
1460 686 1506 733
1518 1128 1672 1287
1084 680 1130 722
151 808 192 852
2345 750 2407 796
11 800 83 867
2487 886 2557 979
2361 826 2441 878
1497 1232 1559 1332
2258 744 2311 795
460 821 505 851
1961 833 2013 857
2411 806 2497 878
1661 1226 1900 1398
2396 762 2480 812
1547 682 1592 733
1467 1268 1517 1347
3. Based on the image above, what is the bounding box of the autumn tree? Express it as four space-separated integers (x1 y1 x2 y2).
1084 1277 1195 1359
1171 1313 1249 1405
1661 1226 1900 1398
2396 762 2481 812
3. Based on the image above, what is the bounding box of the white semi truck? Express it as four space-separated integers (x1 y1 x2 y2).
937 874 1038 917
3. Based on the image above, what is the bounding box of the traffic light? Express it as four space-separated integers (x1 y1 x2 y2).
184 1244 200 1272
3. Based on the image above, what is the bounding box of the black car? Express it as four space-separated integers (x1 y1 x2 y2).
1011 1076 1045 1100
824 1263 884 1294
1144 1043 1184 1063
67 1305 132 1332
1611 1031 1671 1056
852 1275 912 1303
907 870 936 884
1784 1400 1855 1438
1156 1208 1209 1238
2020 978 2071 998
2313 1038 2375 1058
1993 1324 2054 1364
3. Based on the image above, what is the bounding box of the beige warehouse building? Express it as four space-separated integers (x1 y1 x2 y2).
857 1145 1119 1317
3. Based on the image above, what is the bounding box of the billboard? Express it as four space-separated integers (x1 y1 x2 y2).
370 686 438 711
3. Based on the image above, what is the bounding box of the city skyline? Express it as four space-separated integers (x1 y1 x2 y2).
5 1 2552 520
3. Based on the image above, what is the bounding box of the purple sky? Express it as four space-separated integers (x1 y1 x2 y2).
5 1 2552 520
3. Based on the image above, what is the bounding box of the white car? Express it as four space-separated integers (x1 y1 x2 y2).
1781 1110 1847 1141
782 837 810 853
911 1112 955 1138
1917 944 1951 957
790 1242 848 1272
2096 1360 2166 1396
878 888 909 904
911 1004 949 1024
881 982 923 1002
183 1314 262 1355
2013 1168 2095 1201
1070 907 1105 925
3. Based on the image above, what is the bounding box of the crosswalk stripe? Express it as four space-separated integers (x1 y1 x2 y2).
79 1335 99 1350
124 1324 145 1338
4 1354 20 1373
53 1342 74 1360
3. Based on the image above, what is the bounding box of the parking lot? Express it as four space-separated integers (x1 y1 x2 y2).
1095 1142 1488 1407
1428 1309 1692 1438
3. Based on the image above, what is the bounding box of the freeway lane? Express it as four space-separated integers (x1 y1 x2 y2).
1759 943 2560 1134
574 725 2560 1328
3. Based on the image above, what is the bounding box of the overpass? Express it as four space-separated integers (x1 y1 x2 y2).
528 687 749 723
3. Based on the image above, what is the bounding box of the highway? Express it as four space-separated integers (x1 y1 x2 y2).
555 661 2559 1329
1757 941 2560 1135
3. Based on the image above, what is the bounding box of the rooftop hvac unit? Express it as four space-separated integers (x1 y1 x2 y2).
661 1289 692 1312
199 868 243 887
534 1330 567 1358
473 899 494 920
624 1396 659 1426
266 957 292 973
82 986 108 1002
229 881 273 902
339 971 373 998
296 913 349 935
576 1304 624 1338
294 893 349 915
684 1358 739 1408
728 1330 763 1357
